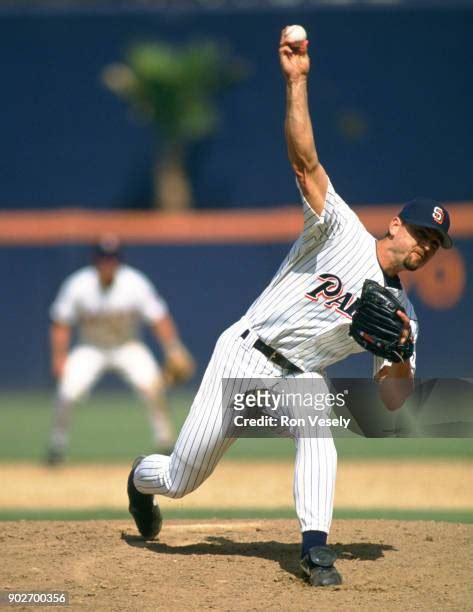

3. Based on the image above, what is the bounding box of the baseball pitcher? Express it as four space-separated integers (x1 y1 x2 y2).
126 28 452 586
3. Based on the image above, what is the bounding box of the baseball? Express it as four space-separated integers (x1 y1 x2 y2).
285 25 307 44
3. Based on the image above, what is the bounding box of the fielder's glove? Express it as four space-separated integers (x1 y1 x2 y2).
349 279 414 363
163 343 196 386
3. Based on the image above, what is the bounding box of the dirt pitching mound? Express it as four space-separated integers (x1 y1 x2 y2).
2 519 472 610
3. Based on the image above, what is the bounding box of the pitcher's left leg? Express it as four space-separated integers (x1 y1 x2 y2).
294 435 342 586
294 435 337 534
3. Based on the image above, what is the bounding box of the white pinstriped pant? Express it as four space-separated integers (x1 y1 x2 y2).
134 317 337 533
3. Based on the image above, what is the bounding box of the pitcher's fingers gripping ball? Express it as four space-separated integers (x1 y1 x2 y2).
281 24 309 59
285 24 308 47
279 25 310 81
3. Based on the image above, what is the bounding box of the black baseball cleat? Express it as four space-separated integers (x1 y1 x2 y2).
300 546 343 587
127 455 162 540
45 448 65 467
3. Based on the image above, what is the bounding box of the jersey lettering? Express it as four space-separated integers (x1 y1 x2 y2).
306 274 357 318
324 293 358 318
305 274 342 300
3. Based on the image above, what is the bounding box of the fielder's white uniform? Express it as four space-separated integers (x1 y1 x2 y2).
135 179 418 534
51 264 168 403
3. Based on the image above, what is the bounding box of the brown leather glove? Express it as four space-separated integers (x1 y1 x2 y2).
163 343 196 385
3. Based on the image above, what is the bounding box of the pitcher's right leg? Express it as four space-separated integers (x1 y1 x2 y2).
131 321 254 501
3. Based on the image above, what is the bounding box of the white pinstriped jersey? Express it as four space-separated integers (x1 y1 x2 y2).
50 265 168 348
245 179 418 374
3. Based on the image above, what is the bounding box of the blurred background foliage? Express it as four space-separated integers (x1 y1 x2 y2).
102 40 249 210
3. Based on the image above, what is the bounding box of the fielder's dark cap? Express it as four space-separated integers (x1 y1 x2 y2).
93 234 122 260
399 196 452 249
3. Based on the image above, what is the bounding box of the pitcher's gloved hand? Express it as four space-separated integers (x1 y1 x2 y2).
349 279 414 363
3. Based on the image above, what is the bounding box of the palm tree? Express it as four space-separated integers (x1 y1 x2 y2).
102 40 248 210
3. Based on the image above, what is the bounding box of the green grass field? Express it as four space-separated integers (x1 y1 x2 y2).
1 390 471 523
1 389 472 462
1 508 471 523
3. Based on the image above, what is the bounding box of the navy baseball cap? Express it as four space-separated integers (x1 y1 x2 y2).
399 197 452 249
93 234 122 260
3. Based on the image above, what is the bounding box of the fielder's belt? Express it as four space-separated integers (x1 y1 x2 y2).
241 330 303 374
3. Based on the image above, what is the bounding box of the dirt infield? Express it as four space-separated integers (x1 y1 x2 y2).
2 518 472 610
2 460 472 511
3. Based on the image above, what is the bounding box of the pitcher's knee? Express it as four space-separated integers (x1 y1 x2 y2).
132 461 198 499
132 454 170 495
133 468 158 495
132 452 214 499
167 463 216 498
166 475 201 499
167 485 188 499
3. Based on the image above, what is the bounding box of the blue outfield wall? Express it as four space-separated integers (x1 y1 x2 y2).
0 241 471 389
0 6 472 209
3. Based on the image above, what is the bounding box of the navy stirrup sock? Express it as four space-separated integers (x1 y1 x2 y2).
301 530 328 558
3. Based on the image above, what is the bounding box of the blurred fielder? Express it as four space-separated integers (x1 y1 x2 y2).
126 27 452 587
46 236 195 465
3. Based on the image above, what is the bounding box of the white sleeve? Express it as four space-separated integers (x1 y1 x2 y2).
138 276 169 323
50 277 78 325
297 177 360 244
